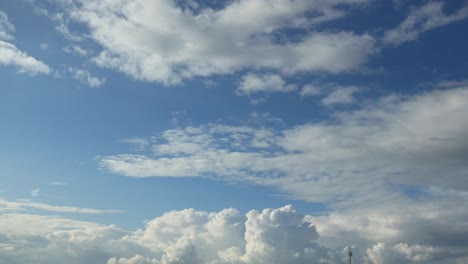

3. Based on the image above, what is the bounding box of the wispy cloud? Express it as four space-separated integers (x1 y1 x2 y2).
30 189 40 197
0 199 123 214
119 137 150 152
47 181 66 186
384 1 468 45
321 86 360 105
0 10 50 75
100 86 468 209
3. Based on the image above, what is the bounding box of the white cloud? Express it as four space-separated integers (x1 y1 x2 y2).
0 41 51 75
300 85 322 97
393 243 439 262
63 45 88 56
0 205 344 264
0 11 14 41
100 86 468 209
237 73 297 95
0 11 51 75
68 67 106 87
30 189 40 197
2 202 468 263
46 0 375 84
365 242 441 263
384 1 468 45
47 181 66 186
321 86 360 105
0 199 123 214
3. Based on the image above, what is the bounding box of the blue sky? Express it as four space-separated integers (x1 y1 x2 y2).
1 0 468 263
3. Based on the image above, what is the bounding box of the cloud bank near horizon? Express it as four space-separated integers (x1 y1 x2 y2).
2 203 468 264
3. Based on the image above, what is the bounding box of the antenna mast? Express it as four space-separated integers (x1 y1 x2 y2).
348 247 353 264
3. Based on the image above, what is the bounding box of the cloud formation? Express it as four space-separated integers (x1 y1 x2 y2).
321 86 360 105
2 203 468 263
100 86 468 208
45 0 375 84
237 73 297 95
2 205 332 264
0 10 50 75
384 1 468 45
68 67 106 88
0 199 123 214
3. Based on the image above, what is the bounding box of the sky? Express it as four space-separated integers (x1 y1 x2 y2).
1 0 468 263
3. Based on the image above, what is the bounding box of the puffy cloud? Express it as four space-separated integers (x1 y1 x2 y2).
2 202 468 263
68 67 106 87
237 73 297 95
384 1 468 45
365 242 440 263
97 86 468 262
0 205 342 264
44 0 375 84
0 10 50 75
241 205 321 264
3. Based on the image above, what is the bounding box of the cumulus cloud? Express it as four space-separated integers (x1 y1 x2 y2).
237 73 297 95
43 0 375 84
384 1 468 45
0 10 50 75
68 67 106 87
0 205 349 264
2 202 468 263
365 242 442 263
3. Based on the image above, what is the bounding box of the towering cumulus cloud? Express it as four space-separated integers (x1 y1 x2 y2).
0 206 345 264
